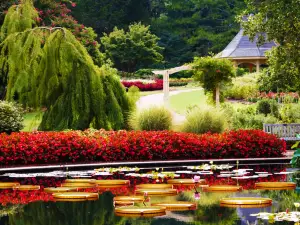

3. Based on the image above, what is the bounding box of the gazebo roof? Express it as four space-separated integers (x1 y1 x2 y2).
217 29 277 59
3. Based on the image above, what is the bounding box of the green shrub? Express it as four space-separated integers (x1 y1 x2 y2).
157 70 193 79
224 84 258 100
181 107 227 134
127 85 140 105
221 103 236 128
129 106 172 131
206 91 225 105
134 69 155 79
232 112 278 130
280 104 300 123
257 99 279 117
236 67 249 76
0 101 24 133
169 82 188 87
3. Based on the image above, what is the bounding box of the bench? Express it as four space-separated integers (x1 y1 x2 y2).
263 123 300 141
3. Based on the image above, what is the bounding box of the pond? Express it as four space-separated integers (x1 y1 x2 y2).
0 163 299 225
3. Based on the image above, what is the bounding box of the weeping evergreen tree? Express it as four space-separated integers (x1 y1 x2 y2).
0 0 132 131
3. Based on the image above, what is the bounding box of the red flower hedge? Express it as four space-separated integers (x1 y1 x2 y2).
121 79 163 91
0 130 286 166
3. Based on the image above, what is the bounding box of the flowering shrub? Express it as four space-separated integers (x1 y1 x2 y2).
0 190 53 206
35 1 103 65
0 130 285 166
122 79 163 91
169 78 193 87
122 78 193 90
248 92 299 103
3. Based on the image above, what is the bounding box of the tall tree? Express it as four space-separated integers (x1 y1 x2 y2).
101 22 163 72
151 0 245 67
0 0 132 131
240 0 300 91
71 0 152 35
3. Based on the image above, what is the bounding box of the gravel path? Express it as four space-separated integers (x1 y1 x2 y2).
136 88 203 125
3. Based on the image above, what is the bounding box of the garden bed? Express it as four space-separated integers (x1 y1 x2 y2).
0 130 286 167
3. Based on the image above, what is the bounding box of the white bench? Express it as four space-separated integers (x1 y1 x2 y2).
263 124 300 141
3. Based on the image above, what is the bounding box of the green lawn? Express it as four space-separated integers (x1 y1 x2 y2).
170 89 207 115
22 111 43 131
169 90 251 115
139 86 197 97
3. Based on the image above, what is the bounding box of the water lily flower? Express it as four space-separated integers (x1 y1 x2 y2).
193 175 201 183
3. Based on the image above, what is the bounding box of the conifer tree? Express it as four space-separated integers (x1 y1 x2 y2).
0 0 132 131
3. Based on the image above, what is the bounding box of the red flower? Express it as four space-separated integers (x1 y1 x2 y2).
0 130 285 167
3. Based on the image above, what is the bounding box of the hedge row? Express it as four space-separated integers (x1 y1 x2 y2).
121 79 191 91
0 130 286 166
122 80 163 91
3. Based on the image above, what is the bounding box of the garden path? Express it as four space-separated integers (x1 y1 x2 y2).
136 88 203 124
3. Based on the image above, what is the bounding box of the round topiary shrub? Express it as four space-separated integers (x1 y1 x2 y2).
181 107 227 134
257 99 279 117
129 106 172 131
0 101 24 133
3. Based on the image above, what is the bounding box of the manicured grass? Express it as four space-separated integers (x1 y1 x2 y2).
170 89 207 115
22 112 43 131
139 86 198 97
169 90 251 115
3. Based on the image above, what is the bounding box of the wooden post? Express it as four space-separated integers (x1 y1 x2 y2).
249 64 253 73
153 65 191 108
256 60 260 73
163 71 170 108
216 83 220 108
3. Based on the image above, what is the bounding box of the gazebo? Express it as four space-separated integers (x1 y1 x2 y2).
217 29 277 72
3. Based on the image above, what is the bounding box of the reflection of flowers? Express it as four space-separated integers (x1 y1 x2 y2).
194 192 200 200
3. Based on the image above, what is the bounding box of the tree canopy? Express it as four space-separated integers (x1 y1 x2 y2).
101 22 163 72
193 56 235 106
0 0 132 131
241 0 300 92
0 0 246 70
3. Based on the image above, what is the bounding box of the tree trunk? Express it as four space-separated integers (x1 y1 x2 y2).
215 83 220 108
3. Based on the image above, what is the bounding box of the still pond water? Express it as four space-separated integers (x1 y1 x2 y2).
0 164 299 225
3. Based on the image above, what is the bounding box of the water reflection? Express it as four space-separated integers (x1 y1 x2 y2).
0 165 298 225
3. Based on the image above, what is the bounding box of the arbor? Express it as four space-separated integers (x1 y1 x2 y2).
101 22 163 72
240 0 300 92
192 56 235 107
0 0 132 131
